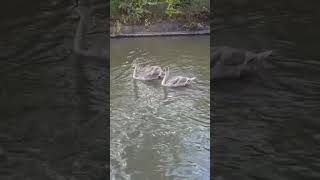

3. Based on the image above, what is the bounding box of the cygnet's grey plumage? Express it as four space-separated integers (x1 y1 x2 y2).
132 59 165 80
211 46 273 80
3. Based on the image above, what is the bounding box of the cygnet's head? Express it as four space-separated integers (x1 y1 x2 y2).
159 71 165 78
158 67 169 79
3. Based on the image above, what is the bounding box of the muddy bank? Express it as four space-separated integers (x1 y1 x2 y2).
110 21 210 38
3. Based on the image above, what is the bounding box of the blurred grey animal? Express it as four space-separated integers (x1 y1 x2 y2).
161 67 196 87
211 46 273 80
132 59 165 80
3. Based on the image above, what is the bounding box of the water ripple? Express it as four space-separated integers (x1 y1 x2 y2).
111 36 210 180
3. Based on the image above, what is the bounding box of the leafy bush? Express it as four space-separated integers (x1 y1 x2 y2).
110 0 209 24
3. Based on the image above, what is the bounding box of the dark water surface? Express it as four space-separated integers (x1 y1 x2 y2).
213 1 320 179
0 0 108 179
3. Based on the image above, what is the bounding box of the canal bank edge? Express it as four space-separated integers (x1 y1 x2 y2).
110 21 210 38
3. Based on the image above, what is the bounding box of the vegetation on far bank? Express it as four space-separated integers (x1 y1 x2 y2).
110 0 210 25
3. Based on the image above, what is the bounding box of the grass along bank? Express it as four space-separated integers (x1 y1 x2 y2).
110 0 210 36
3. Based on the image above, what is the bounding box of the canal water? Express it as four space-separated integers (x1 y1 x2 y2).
0 0 108 179
213 1 320 179
111 36 210 180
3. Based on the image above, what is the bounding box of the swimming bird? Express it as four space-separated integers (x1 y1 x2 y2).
132 60 165 80
133 63 164 80
161 67 196 87
211 46 273 80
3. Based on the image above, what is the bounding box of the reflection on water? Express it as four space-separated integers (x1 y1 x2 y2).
111 36 210 180
0 0 108 179
213 3 320 180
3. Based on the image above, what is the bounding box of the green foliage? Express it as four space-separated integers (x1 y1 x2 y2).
166 0 182 17
110 0 121 17
166 0 209 17
111 0 151 23
110 0 209 24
